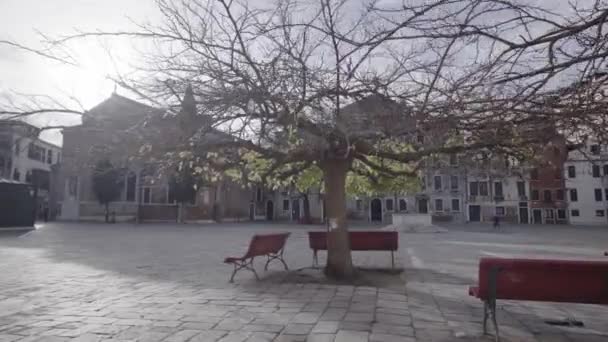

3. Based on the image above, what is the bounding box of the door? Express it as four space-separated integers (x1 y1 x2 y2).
532 209 542 224
291 199 300 221
249 202 255 220
418 198 428 214
519 207 529 224
266 200 274 220
370 198 382 221
469 205 481 222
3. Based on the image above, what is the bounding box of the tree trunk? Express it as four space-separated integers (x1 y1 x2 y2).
302 192 311 224
177 202 184 223
321 158 354 279
104 203 109 223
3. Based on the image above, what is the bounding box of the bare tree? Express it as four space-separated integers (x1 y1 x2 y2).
4 0 608 278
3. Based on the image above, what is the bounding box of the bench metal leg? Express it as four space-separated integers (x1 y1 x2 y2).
483 301 489 335
264 251 289 271
228 258 259 283
486 266 500 342
312 250 319 268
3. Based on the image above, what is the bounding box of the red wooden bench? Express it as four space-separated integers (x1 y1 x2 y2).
224 233 290 282
469 257 608 341
307 231 398 268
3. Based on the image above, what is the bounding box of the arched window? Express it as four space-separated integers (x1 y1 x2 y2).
399 199 407 211
126 171 137 202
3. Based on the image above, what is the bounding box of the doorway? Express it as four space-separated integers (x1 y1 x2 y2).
418 198 428 214
249 202 255 221
469 205 481 222
519 207 529 224
266 200 274 220
291 199 300 221
532 209 542 224
370 198 382 221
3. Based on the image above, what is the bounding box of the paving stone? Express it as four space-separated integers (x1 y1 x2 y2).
369 333 414 342
0 334 21 342
343 313 373 323
311 322 339 334
291 313 319 324
334 330 368 342
162 329 202 342
337 322 371 332
282 324 313 335
244 332 276 342
240 324 283 333
304 334 335 342
217 331 251 342
188 330 227 342
273 334 307 342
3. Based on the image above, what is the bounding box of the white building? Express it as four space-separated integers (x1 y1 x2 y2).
565 143 608 226
0 121 62 217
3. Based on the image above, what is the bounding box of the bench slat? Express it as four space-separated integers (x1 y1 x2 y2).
470 257 608 304
308 231 398 251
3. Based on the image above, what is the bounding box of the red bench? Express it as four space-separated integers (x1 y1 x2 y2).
224 233 290 282
469 257 608 341
307 231 398 268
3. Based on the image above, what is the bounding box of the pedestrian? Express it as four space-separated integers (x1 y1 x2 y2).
493 215 500 229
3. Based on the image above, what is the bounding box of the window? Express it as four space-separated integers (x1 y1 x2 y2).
595 188 603 201
421 177 426 191
25 170 32 183
434 176 442 190
590 144 600 155
450 175 458 190
494 182 503 198
27 143 44 161
570 189 578 202
596 210 605 217
557 209 566 219
284 199 291 211
571 209 580 217
606 189 608 202
604 164 608 176
567 165 576 178
479 182 489 196
399 199 407 211
47 150 53 164
531 168 539 180
14 140 20 156
385 198 394 211
543 190 552 202
469 182 479 196
593 165 600 178
531 189 539 201
435 199 443 212
451 199 460 212
12 168 20 181
556 189 564 200
256 188 262 202
449 154 457 166
143 188 151 204
517 181 526 197
416 135 424 144
126 172 137 202
496 206 505 216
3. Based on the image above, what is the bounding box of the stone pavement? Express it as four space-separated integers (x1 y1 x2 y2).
0 222 607 341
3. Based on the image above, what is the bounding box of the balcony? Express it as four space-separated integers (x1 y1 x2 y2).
494 196 504 202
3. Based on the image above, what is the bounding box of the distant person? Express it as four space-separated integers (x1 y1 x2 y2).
493 215 500 229
43 204 49 222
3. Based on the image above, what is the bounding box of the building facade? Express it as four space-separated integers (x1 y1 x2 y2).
0 121 62 219
565 143 608 226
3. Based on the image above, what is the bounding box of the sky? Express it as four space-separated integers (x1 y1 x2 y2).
0 0 162 145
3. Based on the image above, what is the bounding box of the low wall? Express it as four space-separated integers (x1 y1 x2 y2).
392 213 432 227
